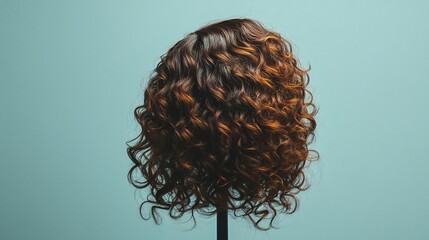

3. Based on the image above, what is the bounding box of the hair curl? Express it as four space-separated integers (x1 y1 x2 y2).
126 18 319 230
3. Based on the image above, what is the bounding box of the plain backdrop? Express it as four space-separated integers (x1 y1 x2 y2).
1 0 428 239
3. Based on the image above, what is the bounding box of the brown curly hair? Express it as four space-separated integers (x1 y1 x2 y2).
126 18 319 230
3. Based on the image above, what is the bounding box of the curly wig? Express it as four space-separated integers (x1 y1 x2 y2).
127 18 319 230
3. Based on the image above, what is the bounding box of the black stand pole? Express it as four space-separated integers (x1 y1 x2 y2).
217 209 228 240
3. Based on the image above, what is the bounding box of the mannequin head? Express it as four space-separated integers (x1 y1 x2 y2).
127 18 319 230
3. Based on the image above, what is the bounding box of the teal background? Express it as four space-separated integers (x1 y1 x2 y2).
1 0 428 239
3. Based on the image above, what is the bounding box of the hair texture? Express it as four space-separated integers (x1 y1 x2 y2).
127 18 319 230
